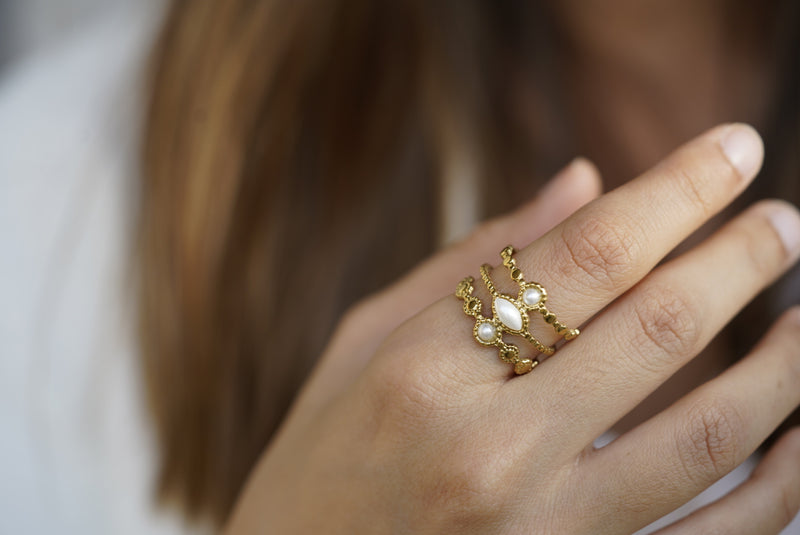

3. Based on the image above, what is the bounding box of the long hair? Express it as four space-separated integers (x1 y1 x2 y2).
139 0 799 526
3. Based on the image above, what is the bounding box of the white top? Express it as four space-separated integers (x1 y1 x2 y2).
0 3 201 534
0 3 796 534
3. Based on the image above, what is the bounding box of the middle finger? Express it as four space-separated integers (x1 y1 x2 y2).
511 199 800 447
397 123 763 385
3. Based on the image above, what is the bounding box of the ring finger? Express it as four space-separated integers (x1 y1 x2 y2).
388 123 763 385
510 199 800 446
577 306 800 533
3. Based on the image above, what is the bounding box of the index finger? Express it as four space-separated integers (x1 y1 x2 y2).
387 123 763 384
512 122 763 325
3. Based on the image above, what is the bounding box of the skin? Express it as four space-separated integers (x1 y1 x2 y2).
225 124 800 533
552 0 770 184
543 0 774 435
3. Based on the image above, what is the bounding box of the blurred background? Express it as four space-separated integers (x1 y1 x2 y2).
0 0 131 71
1 1 798 533
0 1 182 533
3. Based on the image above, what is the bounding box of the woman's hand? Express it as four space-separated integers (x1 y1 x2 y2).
226 124 800 534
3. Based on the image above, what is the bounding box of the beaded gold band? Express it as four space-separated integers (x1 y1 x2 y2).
455 245 580 375
499 245 580 341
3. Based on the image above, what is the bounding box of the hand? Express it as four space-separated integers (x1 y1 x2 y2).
226 124 800 534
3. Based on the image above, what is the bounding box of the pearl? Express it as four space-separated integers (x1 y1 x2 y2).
477 322 497 342
495 297 523 331
523 287 542 306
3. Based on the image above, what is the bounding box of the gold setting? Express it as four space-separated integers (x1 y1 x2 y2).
455 245 580 375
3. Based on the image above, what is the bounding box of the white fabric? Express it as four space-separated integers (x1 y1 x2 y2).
0 2 797 533
0 3 202 534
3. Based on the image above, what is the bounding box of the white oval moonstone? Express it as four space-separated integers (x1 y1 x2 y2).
495 297 523 331
523 288 542 306
477 322 496 342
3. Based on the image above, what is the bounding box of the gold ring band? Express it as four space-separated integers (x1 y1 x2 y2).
455 245 580 375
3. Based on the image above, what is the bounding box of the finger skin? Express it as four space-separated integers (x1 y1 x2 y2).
225 160 603 534
392 123 764 389
501 123 764 341
517 200 800 446
654 427 800 535
347 156 602 344
577 307 800 534
299 159 602 409
371 157 602 325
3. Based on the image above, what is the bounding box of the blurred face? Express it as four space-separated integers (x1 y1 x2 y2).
537 0 771 191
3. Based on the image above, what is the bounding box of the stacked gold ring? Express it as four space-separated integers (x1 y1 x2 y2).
455 245 580 375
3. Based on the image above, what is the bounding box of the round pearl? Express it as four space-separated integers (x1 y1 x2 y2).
523 288 542 306
477 322 497 342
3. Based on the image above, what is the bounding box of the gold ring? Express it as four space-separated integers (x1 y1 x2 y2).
455 245 580 375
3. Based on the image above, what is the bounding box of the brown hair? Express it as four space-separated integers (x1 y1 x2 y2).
140 0 799 526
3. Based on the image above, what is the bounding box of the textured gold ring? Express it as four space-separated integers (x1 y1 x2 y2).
455 245 580 375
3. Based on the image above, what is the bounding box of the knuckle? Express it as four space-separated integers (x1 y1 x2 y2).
423 453 510 523
557 214 641 291
368 346 455 422
630 284 702 367
677 398 745 484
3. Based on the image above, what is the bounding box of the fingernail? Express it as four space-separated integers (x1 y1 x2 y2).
719 124 764 179
557 157 586 179
767 203 800 257
539 158 581 195
552 157 599 190
566 157 598 181
567 156 589 171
